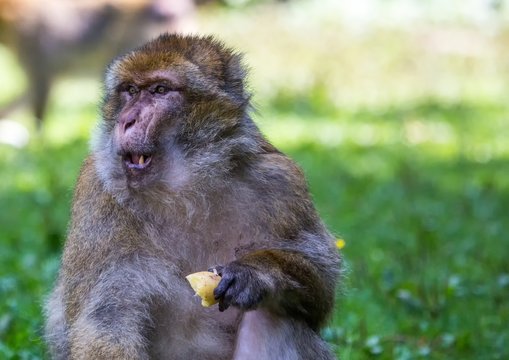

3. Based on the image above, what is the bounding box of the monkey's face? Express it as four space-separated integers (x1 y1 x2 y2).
93 34 249 196
114 70 185 186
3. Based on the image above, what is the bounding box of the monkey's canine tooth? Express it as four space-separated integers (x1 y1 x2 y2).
139 155 145 165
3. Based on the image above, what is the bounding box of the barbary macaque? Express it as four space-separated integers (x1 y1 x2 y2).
0 0 195 128
44 34 341 359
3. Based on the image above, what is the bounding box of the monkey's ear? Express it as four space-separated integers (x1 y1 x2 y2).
222 53 249 106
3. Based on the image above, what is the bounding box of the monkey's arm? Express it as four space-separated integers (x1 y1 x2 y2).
60 158 177 359
214 154 341 331
66 263 171 359
214 242 338 331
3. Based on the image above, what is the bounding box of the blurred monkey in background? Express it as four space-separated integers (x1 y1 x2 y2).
0 0 196 129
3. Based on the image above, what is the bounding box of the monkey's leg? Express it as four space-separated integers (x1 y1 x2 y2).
66 260 177 360
24 60 52 130
31 73 51 131
233 310 336 360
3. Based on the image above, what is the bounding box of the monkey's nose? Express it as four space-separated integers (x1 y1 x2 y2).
123 118 136 133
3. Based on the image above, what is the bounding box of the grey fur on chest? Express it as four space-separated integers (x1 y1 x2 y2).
142 212 262 274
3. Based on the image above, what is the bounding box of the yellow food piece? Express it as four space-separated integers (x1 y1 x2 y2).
185 271 222 307
336 239 346 250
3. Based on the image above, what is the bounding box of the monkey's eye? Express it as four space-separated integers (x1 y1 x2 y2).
155 85 168 94
127 85 138 95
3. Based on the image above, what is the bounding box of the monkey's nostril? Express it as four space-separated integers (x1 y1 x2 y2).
124 118 136 133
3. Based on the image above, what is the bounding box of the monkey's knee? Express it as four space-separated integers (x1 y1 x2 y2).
234 310 335 360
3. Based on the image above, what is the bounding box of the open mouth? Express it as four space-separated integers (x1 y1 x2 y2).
123 153 153 170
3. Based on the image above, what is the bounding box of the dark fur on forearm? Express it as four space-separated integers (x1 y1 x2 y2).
217 248 336 330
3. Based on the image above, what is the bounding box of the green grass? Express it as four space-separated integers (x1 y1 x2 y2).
1 1 509 359
265 98 509 359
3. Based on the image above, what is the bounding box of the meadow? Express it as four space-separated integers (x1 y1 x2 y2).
1 1 508 359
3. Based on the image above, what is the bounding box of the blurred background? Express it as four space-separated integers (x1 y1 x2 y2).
1 0 508 358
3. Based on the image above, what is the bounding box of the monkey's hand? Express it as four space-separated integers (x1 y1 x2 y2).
212 262 272 312
211 248 337 330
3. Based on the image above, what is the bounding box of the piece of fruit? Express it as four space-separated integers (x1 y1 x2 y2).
185 271 222 307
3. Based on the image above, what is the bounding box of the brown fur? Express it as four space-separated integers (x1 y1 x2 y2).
45 34 341 359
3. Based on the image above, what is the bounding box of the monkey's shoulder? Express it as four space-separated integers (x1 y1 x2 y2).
71 156 112 209
75 156 101 187
68 156 143 242
242 152 317 211
236 152 323 239
246 152 309 194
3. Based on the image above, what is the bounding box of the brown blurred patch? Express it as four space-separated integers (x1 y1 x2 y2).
0 0 196 129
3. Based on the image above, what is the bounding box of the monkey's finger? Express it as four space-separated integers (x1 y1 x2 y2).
214 275 234 300
220 279 249 311
207 265 224 276
218 297 231 312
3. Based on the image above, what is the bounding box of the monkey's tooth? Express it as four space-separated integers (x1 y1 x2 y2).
139 155 145 165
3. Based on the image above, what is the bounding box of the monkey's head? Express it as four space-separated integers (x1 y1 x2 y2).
93 34 260 200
